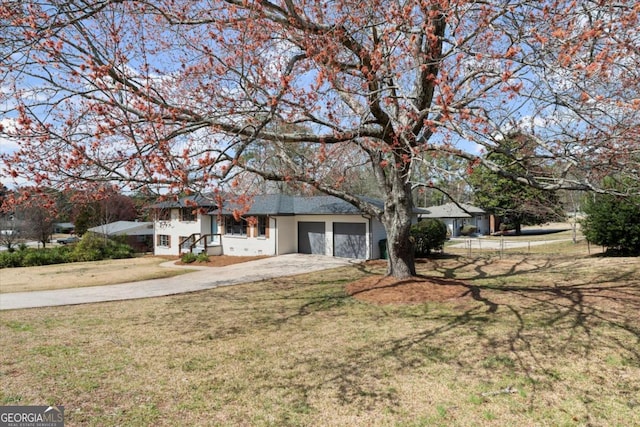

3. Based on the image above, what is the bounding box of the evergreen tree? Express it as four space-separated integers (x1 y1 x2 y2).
581 182 640 256
468 133 564 234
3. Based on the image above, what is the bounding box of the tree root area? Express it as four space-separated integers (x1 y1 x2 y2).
346 274 471 305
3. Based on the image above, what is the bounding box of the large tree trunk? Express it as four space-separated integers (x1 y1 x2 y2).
381 183 416 279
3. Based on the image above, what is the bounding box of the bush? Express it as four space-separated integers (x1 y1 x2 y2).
581 191 640 256
0 251 24 268
411 219 448 257
196 253 210 263
181 252 197 263
0 234 132 268
460 225 478 236
70 233 134 262
0 246 73 268
21 247 70 266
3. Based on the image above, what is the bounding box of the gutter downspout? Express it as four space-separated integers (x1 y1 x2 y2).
362 214 373 260
273 217 278 255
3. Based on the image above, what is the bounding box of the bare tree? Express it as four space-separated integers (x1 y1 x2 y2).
1 1 639 277
20 204 55 248
0 216 20 250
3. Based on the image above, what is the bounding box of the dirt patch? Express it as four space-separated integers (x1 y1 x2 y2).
175 255 270 267
346 274 471 305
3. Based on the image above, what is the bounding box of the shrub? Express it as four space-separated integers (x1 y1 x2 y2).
70 233 134 262
196 253 210 263
0 235 132 268
0 251 24 268
460 225 478 236
411 219 448 257
181 252 197 263
581 191 640 256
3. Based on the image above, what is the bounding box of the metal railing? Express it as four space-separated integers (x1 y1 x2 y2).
179 233 222 254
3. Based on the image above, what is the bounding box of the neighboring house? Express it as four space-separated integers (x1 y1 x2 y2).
152 194 426 260
420 202 489 237
87 220 154 252
53 222 75 234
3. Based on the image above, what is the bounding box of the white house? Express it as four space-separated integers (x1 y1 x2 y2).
420 202 489 237
152 194 426 260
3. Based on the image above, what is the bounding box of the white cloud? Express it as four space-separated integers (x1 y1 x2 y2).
0 118 20 155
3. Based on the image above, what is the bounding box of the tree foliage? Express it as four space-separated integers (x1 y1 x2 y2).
581 183 640 256
468 133 564 234
71 190 138 235
2 1 640 277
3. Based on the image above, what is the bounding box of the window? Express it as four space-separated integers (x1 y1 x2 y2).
156 209 171 221
180 207 197 222
257 216 268 237
157 234 171 247
225 216 247 236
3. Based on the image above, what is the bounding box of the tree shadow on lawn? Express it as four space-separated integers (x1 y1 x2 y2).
286 257 640 416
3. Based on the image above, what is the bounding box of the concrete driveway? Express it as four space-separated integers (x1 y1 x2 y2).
0 254 360 310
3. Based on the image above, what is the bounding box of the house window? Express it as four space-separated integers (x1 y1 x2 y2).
156 209 171 221
157 234 171 247
257 216 268 237
225 216 247 236
180 208 197 222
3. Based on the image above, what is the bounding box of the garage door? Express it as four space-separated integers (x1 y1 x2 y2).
298 222 326 255
333 222 367 259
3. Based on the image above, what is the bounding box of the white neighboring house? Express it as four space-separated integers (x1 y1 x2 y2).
152 194 427 260
87 220 154 252
420 203 489 237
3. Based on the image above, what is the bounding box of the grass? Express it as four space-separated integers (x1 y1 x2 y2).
0 257 189 293
0 253 638 426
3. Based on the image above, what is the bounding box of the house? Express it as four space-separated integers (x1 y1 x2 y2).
420 202 489 237
152 194 425 260
87 220 154 252
53 222 75 234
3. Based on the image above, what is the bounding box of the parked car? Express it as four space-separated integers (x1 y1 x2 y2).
57 236 80 245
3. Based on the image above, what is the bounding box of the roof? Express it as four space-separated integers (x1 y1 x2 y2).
210 195 392 216
420 202 485 219
87 221 154 236
152 194 216 209
54 222 75 228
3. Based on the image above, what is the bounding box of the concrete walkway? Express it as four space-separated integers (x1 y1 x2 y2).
0 254 359 311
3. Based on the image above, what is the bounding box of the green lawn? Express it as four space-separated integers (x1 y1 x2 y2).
1 255 639 426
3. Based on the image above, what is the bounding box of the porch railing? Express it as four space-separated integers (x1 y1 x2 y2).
179 233 222 254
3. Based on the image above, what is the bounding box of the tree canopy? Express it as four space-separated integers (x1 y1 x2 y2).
2 0 640 277
468 132 564 234
581 180 640 256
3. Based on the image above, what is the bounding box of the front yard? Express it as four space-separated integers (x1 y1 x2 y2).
1 254 638 426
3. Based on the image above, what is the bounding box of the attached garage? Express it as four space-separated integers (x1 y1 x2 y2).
333 222 367 259
298 222 326 255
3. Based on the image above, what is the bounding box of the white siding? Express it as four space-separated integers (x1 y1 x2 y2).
221 216 276 256
275 216 296 255
371 219 387 259
153 209 211 256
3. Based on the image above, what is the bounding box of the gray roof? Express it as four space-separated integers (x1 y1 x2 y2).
210 195 388 216
420 202 485 219
152 195 216 209
87 221 154 236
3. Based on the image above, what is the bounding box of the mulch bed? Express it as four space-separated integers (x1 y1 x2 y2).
346 274 472 305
